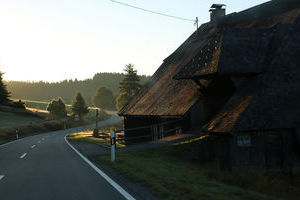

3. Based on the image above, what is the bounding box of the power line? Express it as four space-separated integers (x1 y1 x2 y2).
110 0 196 23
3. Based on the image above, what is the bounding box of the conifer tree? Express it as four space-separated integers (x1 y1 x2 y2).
119 64 141 96
71 92 89 119
116 64 141 111
0 71 11 105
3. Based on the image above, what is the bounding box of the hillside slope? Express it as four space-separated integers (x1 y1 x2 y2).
6 72 150 106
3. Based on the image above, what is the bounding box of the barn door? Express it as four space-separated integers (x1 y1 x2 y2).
159 125 164 139
152 125 158 141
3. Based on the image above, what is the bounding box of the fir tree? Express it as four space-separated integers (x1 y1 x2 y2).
71 92 89 119
116 64 141 111
0 71 11 105
119 64 141 96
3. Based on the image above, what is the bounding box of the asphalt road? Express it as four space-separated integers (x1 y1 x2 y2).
0 116 134 200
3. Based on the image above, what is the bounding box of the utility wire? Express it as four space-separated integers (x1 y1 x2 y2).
110 0 195 22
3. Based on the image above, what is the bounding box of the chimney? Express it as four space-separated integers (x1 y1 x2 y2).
209 4 226 24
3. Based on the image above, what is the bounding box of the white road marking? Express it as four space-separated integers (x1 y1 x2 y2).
64 135 135 200
38 141 41 143
0 140 16 148
31 145 36 148
0 175 4 181
20 153 27 159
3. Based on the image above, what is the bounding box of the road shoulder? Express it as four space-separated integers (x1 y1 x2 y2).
68 140 160 200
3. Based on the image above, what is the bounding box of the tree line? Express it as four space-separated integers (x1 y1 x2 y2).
1 64 144 124
46 64 142 116
5 72 150 107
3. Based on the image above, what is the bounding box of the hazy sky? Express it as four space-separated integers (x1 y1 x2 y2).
0 0 269 82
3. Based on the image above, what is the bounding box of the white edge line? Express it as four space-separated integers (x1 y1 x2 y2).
31 145 36 148
64 135 135 200
0 175 5 181
0 140 16 147
20 153 27 159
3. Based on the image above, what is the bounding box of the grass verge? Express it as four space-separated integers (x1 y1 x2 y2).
0 138 9 145
97 138 300 200
67 129 125 148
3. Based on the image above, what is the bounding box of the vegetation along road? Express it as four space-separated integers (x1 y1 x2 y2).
0 115 135 200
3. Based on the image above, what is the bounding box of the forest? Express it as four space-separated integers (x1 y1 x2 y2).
5 72 150 106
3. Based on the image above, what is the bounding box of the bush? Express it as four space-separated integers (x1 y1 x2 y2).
92 86 116 110
116 92 132 112
8 100 25 109
83 109 110 122
46 98 67 118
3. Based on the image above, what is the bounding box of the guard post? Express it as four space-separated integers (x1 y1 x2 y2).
93 109 99 137
15 129 19 139
110 131 116 162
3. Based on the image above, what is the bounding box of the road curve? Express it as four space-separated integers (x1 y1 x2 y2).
0 116 133 200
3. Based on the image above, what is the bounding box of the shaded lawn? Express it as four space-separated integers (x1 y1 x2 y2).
0 111 44 127
0 138 9 145
98 148 277 200
97 137 300 200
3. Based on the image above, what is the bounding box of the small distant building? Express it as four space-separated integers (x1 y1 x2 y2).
119 0 300 170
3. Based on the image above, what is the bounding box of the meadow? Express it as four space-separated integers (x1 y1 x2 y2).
97 137 300 200
14 99 109 121
0 111 44 127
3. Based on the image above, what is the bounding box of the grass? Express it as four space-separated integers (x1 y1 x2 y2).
0 100 112 145
202 166 300 199
15 99 51 109
0 138 9 145
67 129 125 148
0 111 44 127
13 99 70 111
97 137 300 200
26 107 49 114
14 99 111 122
15 99 100 112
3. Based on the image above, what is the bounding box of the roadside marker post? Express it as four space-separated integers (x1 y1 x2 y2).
93 109 99 137
15 129 19 139
63 119 67 130
111 131 116 162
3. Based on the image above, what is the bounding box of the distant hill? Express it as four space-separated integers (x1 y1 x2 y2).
5 72 150 106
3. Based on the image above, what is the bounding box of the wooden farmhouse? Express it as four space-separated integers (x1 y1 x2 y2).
119 0 300 170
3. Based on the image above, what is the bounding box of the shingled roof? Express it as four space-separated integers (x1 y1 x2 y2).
120 0 300 117
119 32 203 116
174 3 300 80
203 14 300 134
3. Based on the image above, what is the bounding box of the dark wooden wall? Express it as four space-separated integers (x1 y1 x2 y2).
123 115 185 144
230 129 296 171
